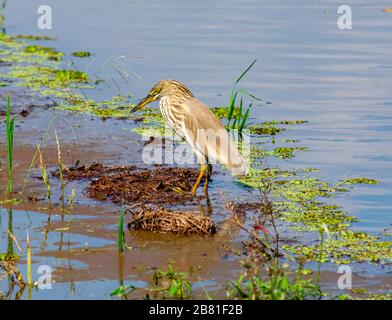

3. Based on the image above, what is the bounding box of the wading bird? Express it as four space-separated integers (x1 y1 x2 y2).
131 80 248 195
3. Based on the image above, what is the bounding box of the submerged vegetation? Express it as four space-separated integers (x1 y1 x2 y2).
151 265 192 299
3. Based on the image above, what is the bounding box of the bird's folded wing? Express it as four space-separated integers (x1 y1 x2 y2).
182 97 248 176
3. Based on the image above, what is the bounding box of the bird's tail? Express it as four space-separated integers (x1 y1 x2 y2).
229 157 248 177
198 128 249 177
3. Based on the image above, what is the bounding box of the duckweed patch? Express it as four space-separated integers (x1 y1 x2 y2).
241 145 392 265
248 120 306 136
211 106 241 120
71 51 92 58
12 34 55 41
249 123 284 136
284 230 392 264
54 69 88 82
5 66 91 98
23 45 62 61
0 31 96 102
338 178 380 185
268 146 309 159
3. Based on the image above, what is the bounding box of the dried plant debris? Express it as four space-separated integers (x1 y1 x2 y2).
55 162 200 205
87 167 199 205
54 162 137 180
127 207 217 235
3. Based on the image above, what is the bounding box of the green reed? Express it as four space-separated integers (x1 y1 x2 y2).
5 96 14 193
227 59 257 133
118 201 124 253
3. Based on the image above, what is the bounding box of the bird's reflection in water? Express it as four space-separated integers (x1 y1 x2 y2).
196 189 213 216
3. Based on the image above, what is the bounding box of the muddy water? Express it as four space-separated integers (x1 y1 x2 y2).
1 1 391 299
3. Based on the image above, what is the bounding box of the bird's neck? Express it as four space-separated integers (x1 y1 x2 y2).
160 95 185 114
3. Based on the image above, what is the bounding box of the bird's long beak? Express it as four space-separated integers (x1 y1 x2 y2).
130 95 155 113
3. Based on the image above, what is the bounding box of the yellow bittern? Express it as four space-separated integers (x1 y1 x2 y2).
131 80 247 195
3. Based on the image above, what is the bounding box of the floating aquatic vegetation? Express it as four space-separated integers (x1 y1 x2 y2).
285 230 392 265
5 66 91 96
58 95 135 119
211 106 241 119
248 120 306 136
54 69 88 82
337 178 380 185
273 147 303 159
241 144 392 265
71 51 91 58
0 31 96 103
267 146 309 159
11 34 55 41
24 45 62 61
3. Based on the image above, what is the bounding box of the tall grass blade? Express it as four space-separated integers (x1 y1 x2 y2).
27 233 32 286
237 98 243 128
5 95 14 193
227 91 238 124
235 59 257 84
240 102 253 131
55 131 66 214
231 117 237 130
37 145 51 201
21 113 60 195
118 201 124 253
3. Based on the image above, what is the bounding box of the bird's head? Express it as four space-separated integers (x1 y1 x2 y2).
131 79 194 113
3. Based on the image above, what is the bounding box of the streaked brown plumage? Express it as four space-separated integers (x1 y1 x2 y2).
131 79 248 195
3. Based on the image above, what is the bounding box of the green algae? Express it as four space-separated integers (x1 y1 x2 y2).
5 66 90 95
246 145 309 160
284 230 392 265
71 51 92 58
248 120 307 136
211 106 241 119
249 123 284 136
61 100 131 118
341 289 392 300
12 34 55 41
55 69 88 82
0 31 95 101
281 139 301 143
241 141 391 265
58 95 137 119
338 178 380 185
268 146 309 159
278 120 307 125
24 45 62 61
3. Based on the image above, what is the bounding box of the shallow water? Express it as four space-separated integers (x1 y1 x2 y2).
1 0 391 299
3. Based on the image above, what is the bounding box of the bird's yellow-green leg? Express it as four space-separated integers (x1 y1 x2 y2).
192 164 207 195
203 164 213 193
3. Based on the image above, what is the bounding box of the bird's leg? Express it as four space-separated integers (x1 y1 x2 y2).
203 164 213 193
192 164 206 195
